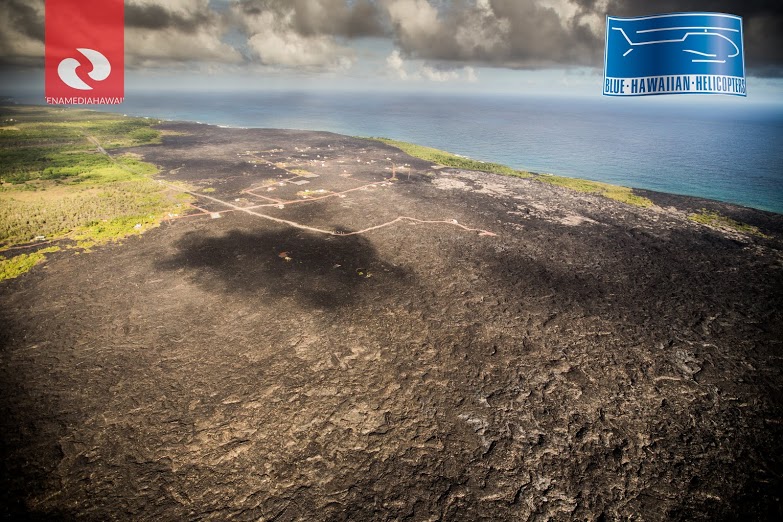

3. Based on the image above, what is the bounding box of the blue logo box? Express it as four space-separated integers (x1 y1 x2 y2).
604 12 745 97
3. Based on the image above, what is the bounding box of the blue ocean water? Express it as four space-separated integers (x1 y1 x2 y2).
111 91 783 213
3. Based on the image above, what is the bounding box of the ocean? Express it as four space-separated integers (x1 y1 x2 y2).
101 91 783 213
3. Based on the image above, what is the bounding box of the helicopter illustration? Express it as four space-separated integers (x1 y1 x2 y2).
612 26 740 64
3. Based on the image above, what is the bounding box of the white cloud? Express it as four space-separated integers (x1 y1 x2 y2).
237 8 355 69
386 50 479 83
384 0 441 43
419 65 459 82
123 0 243 67
454 0 509 57
126 28 242 66
386 49 408 79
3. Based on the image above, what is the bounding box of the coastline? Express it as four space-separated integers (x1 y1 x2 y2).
1 104 780 278
20 90 780 214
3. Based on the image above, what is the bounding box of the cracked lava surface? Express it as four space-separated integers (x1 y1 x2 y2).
2 123 782 521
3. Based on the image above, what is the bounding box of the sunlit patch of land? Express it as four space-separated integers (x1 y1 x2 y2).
0 106 190 280
689 208 768 237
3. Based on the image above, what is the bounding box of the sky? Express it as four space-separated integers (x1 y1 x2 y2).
1 0 782 100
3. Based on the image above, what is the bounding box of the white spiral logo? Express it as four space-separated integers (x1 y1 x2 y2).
57 48 111 90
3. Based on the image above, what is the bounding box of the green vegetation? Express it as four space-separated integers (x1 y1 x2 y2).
0 246 61 281
689 208 767 237
370 137 653 207
0 105 162 147
368 138 531 178
536 174 653 207
0 180 185 247
0 105 190 279
1 106 162 185
71 214 167 251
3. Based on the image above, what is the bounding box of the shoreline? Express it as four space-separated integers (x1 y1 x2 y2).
1 103 779 258
146 112 783 215
14 96 779 214
67 103 783 216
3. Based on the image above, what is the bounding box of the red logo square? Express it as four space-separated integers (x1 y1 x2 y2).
45 0 124 104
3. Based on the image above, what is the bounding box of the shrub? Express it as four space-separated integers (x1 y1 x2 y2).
0 247 61 281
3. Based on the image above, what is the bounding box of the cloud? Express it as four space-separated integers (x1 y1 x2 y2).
233 3 358 69
125 0 212 32
126 28 243 68
230 0 389 69
245 14 355 69
385 0 442 49
419 65 460 82
125 0 244 66
0 0 44 66
0 0 781 77
0 0 243 69
386 49 408 79
234 0 386 39
386 49 478 83
124 0 242 67
381 0 604 68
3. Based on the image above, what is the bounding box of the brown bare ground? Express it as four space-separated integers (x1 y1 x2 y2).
2 123 782 521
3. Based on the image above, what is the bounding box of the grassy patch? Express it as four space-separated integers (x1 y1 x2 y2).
537 174 653 207
72 215 165 250
1 107 161 153
367 137 531 178
158 130 190 137
1 107 162 185
0 181 184 247
370 137 652 207
689 209 767 237
0 105 189 249
0 246 61 281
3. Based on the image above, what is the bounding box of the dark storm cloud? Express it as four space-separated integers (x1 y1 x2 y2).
2 0 43 41
382 0 603 68
233 0 386 38
0 0 43 66
125 3 213 33
230 0 389 68
484 0 603 66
